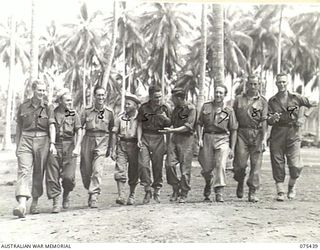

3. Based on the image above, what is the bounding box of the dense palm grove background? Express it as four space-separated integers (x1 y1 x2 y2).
0 0 320 149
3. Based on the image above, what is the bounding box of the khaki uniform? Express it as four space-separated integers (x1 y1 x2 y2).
233 93 268 190
137 101 171 191
268 92 312 183
80 106 114 195
198 101 238 190
46 107 81 199
112 111 139 186
166 102 197 197
15 98 54 200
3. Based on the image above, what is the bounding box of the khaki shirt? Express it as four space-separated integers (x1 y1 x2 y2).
81 106 114 133
137 101 171 133
198 101 238 134
112 111 138 139
17 98 55 132
268 91 312 126
52 107 82 140
233 93 268 128
171 102 197 135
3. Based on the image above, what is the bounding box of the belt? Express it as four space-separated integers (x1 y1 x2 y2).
85 131 109 137
239 125 262 130
22 131 48 137
143 129 161 135
274 123 296 128
56 137 73 143
120 137 138 143
204 131 227 135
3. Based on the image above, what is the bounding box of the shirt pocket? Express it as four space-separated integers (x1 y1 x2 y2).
20 111 34 128
215 111 230 128
202 109 212 125
64 118 74 134
37 111 49 128
85 116 95 129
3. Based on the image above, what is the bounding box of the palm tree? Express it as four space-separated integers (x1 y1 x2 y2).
140 3 195 99
62 2 103 107
30 0 39 83
210 4 224 88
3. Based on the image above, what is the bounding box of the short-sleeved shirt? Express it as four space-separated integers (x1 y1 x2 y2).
137 101 171 133
233 93 268 129
112 111 138 139
81 106 114 133
16 98 55 132
198 101 238 134
268 91 312 126
172 102 197 135
52 107 82 140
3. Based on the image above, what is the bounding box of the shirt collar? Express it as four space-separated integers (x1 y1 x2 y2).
243 92 261 100
30 97 45 108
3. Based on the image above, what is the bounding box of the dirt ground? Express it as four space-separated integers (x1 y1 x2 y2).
0 147 320 243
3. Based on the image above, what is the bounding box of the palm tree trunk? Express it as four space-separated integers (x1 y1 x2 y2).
82 56 86 107
121 28 126 111
102 0 118 90
277 5 284 74
161 48 166 102
3 14 16 150
30 0 39 82
211 4 224 88
197 4 207 113
317 73 320 143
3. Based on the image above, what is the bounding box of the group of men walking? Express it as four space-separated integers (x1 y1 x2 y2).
12 73 314 218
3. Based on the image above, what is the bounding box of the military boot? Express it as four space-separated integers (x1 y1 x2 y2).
214 186 224 203
13 197 27 218
90 194 98 208
62 191 70 209
116 182 126 205
287 185 296 200
30 197 40 214
276 182 285 201
203 179 212 202
169 185 179 202
236 181 244 199
248 188 259 203
143 190 152 204
127 185 136 205
52 196 61 213
153 188 161 203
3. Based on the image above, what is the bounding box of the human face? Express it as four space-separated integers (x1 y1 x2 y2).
125 99 136 113
247 79 260 94
214 86 226 103
33 84 46 100
61 93 72 110
151 91 162 106
276 75 288 93
94 88 105 106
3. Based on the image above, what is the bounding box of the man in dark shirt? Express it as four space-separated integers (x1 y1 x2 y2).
13 80 55 218
268 73 314 201
160 87 197 203
197 85 238 202
137 85 171 204
46 89 82 213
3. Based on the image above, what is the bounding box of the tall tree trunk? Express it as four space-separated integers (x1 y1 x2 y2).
197 4 207 113
317 73 320 143
30 0 39 83
82 56 86 107
102 0 118 91
3 14 16 150
211 4 224 88
121 3 126 111
161 47 166 102
277 5 284 74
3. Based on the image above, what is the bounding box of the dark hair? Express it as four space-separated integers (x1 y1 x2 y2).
93 85 105 95
276 73 288 79
215 84 228 95
148 85 161 97
32 80 45 90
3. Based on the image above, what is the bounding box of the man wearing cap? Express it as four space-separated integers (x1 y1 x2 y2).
160 87 197 203
233 75 268 202
13 80 55 218
197 85 238 202
137 85 171 204
268 73 314 201
80 86 114 208
46 89 82 213
110 93 140 205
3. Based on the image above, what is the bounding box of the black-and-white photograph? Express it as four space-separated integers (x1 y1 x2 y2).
0 0 319 246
